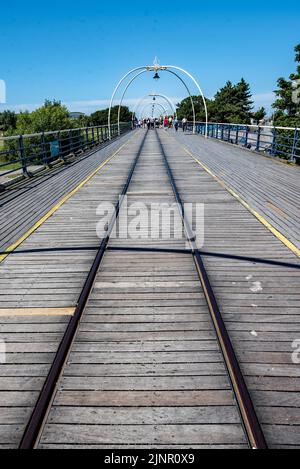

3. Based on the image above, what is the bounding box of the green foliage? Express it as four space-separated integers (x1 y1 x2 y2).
252 107 266 125
212 79 253 123
89 106 132 126
273 43 300 127
0 110 17 131
176 79 253 124
11 100 71 135
176 96 214 121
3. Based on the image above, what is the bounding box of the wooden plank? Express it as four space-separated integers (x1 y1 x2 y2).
40 423 246 445
48 406 240 425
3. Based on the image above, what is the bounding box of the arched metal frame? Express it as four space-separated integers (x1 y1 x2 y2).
117 70 147 135
148 94 177 119
108 63 208 139
132 94 176 121
165 70 195 132
139 102 168 119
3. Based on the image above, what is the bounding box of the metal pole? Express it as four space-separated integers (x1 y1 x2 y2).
117 69 148 136
166 70 196 133
166 65 208 137
148 93 177 119
18 135 30 177
108 66 147 140
139 102 168 119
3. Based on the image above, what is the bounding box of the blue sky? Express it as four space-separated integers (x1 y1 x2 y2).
1 0 299 115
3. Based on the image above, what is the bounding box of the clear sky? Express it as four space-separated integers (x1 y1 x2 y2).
1 0 299 115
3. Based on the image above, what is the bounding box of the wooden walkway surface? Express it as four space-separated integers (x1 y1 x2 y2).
0 130 299 449
174 131 300 251
0 132 132 253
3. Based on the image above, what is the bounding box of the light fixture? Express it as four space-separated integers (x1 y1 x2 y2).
153 72 160 81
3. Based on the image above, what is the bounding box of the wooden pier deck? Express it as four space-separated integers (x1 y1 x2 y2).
0 129 299 449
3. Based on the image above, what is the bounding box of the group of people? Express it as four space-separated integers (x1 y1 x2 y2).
133 116 188 132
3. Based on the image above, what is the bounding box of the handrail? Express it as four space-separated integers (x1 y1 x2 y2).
192 121 299 132
0 122 131 185
186 121 300 162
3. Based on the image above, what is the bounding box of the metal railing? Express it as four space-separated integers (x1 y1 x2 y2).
187 122 300 163
0 122 131 183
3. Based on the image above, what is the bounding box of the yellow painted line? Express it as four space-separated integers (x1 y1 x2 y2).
0 138 132 264
181 144 300 259
0 307 75 317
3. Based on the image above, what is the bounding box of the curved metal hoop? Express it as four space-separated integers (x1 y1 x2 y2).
108 66 147 139
108 63 208 138
165 70 195 131
132 94 176 121
117 69 148 135
166 65 208 136
139 102 168 119
148 94 177 119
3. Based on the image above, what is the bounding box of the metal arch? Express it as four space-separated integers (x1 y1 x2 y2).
139 104 168 119
165 70 196 132
139 102 168 119
132 94 174 121
148 93 177 119
140 103 167 118
108 66 147 139
165 65 208 137
116 69 148 135
108 62 208 138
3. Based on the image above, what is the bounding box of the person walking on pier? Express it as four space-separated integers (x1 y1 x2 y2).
164 116 169 131
182 117 188 132
174 118 179 132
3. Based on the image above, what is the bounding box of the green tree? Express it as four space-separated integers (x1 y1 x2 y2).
252 107 266 125
89 106 132 126
13 100 71 134
273 43 300 127
213 79 253 123
0 110 17 132
176 79 253 124
176 96 213 121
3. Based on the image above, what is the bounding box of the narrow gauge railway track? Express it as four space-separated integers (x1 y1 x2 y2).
19 129 267 449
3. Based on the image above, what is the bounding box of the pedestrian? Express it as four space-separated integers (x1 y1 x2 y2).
164 116 169 131
174 118 179 132
147 119 151 130
182 117 188 132
169 116 173 128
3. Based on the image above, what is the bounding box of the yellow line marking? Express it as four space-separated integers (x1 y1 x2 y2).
181 144 300 259
0 308 75 317
0 138 132 264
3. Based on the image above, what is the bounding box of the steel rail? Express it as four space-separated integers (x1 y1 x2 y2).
18 131 149 449
155 129 268 450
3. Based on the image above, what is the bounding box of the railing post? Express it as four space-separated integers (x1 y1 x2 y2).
244 126 249 148
221 125 224 140
235 126 239 145
256 126 261 152
271 128 277 157
40 132 49 167
92 127 95 145
18 135 30 177
291 128 298 162
96 127 100 144
69 130 74 153
228 125 231 142
85 128 89 147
